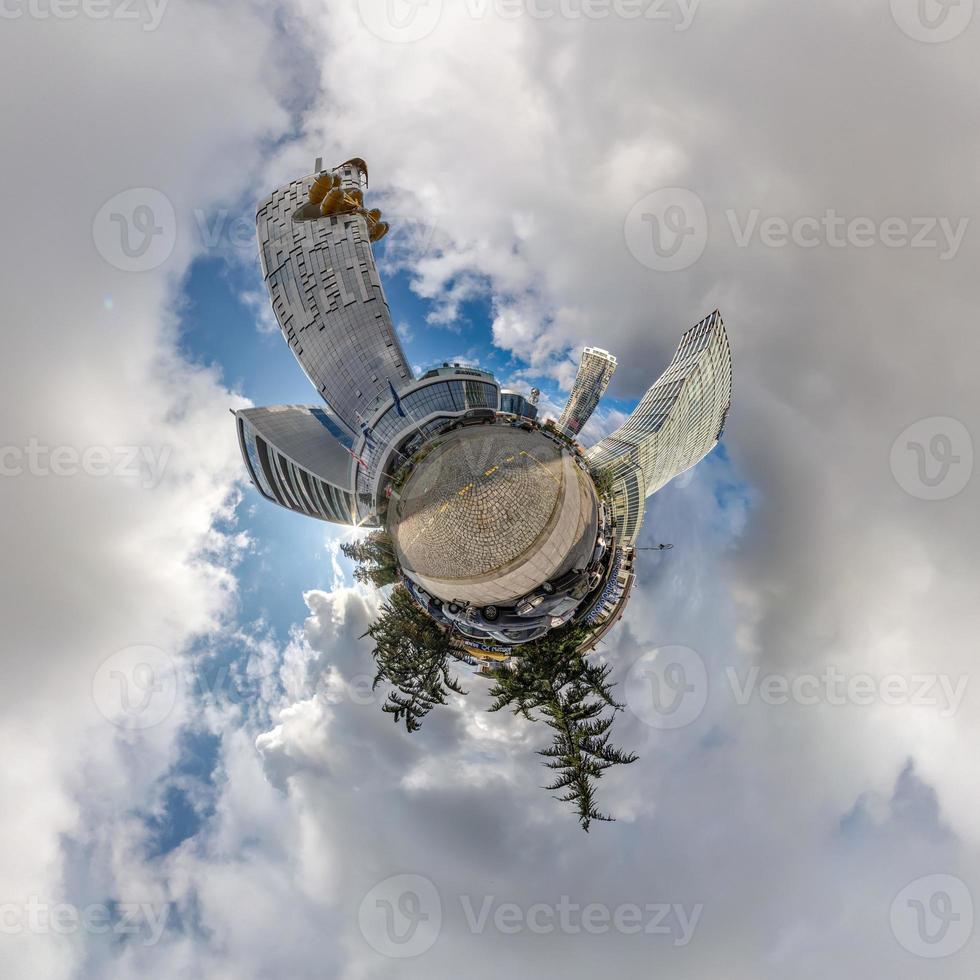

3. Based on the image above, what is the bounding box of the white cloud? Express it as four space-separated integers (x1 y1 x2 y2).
5 1 980 978
240 289 280 336
0 2 311 977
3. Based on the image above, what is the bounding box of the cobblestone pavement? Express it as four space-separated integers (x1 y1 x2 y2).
391 427 566 581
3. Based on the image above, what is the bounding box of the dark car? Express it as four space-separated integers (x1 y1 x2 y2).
453 408 496 429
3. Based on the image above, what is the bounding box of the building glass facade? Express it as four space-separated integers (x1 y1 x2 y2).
255 159 413 437
353 375 501 515
587 311 732 545
500 390 539 420
235 156 733 654
235 406 359 526
557 347 617 437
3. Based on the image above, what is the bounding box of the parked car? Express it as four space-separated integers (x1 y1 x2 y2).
453 408 496 428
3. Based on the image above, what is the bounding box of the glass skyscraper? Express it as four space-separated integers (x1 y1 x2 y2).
255 158 413 438
233 157 732 652
556 347 618 438
587 311 733 545
235 405 360 526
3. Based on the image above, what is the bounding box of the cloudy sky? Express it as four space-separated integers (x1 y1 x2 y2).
1 0 979 976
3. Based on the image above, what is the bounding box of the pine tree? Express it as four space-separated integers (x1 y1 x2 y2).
365 585 473 732
488 626 638 831
341 530 400 588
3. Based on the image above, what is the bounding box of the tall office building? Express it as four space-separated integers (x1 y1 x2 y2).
255 158 412 438
556 347 617 439
235 157 733 653
235 405 361 526
587 311 732 545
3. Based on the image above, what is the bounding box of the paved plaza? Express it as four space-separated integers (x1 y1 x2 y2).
390 426 598 605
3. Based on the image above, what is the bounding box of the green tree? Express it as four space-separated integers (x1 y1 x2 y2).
365 585 473 732
590 466 616 501
487 626 638 832
341 530 400 588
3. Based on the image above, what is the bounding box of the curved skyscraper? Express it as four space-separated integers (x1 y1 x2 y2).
238 159 504 527
587 311 732 545
255 158 412 438
234 156 732 657
556 347 617 439
235 405 360 526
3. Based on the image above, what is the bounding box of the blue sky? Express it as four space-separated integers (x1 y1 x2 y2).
156 234 747 865
173 234 668 631
8 5 977 977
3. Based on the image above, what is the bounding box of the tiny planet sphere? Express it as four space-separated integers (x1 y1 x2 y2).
389 426 599 607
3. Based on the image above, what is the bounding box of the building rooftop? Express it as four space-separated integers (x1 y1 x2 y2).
419 363 495 381
582 347 618 363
